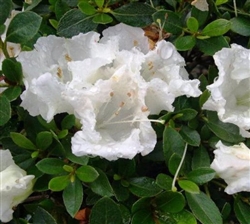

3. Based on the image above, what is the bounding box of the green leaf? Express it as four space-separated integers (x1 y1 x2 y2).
63 177 83 218
178 180 200 194
2 86 22 101
156 173 173 190
187 168 216 185
180 126 200 147
186 192 223 224
196 36 229 55
0 0 12 25
202 19 231 37
95 0 104 8
132 209 155 224
191 145 210 170
6 11 42 43
153 10 182 35
199 89 210 108
129 177 162 197
89 197 123 224
113 181 130 202
10 132 36 150
57 9 97 38
168 153 181 175
78 2 96 15
0 95 11 126
132 197 151 214
2 58 23 84
36 158 66 175
112 3 156 27
49 175 70 191
92 13 113 24
76 165 99 183
61 114 75 130
206 111 244 143
36 131 53 150
187 17 199 32
221 202 231 220
230 17 250 36
33 207 57 224
175 35 196 51
215 0 228 5
234 199 250 224
89 169 114 197
155 191 186 213
177 109 198 121
191 7 208 27
163 126 185 160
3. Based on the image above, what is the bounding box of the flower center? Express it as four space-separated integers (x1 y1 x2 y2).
236 91 250 107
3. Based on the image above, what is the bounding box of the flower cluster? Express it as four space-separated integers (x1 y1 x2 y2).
17 23 201 160
210 141 250 194
203 44 250 137
0 150 35 223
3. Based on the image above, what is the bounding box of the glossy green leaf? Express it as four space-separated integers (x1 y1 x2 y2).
191 145 210 170
180 126 200 147
92 13 113 24
2 86 22 101
61 114 75 130
10 132 36 150
186 192 223 224
33 207 57 224
6 11 42 43
178 180 200 194
187 168 216 185
2 58 23 84
112 3 156 27
187 17 199 32
176 109 198 121
202 19 231 36
76 165 99 183
113 181 130 202
168 153 182 175
191 7 208 27
196 36 229 55
175 35 196 51
57 9 97 37
215 0 228 5
89 169 114 197
49 175 70 191
0 95 11 126
36 131 53 150
78 2 96 15
95 0 104 8
206 111 244 143
129 177 162 197
89 197 123 224
153 10 182 35
166 210 197 224
221 202 231 220
155 191 185 213
36 158 65 175
156 173 173 190
63 177 83 217
230 17 250 36
0 0 12 25
199 89 210 108
234 199 250 224
132 197 151 214
132 209 155 224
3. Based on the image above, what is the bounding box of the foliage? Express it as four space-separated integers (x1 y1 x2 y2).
1 0 250 224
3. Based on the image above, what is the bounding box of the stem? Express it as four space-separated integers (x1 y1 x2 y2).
233 0 238 17
0 38 10 58
172 143 188 191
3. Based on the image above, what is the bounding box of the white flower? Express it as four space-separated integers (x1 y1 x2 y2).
191 0 209 11
202 44 250 137
17 32 115 122
210 141 250 194
65 64 157 161
0 149 35 223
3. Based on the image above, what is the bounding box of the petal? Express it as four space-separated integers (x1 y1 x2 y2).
0 150 15 172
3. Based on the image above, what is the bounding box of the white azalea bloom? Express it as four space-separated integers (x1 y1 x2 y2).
210 141 250 194
203 44 250 137
66 65 157 160
0 150 35 223
17 32 116 122
141 40 201 114
191 0 209 11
